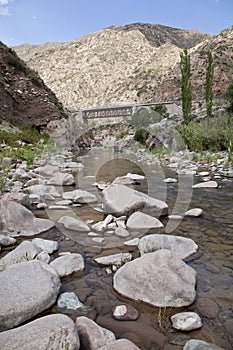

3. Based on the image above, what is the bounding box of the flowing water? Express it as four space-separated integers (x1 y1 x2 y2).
17 148 233 349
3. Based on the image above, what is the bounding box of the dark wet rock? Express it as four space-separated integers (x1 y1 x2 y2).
196 298 219 319
0 199 54 237
0 314 80 350
76 316 115 350
113 249 197 307
114 227 130 237
0 260 61 331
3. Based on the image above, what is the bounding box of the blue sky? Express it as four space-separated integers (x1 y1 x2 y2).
0 0 232 46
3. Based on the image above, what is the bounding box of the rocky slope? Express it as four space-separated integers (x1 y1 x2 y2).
0 42 66 130
153 26 233 102
13 23 211 110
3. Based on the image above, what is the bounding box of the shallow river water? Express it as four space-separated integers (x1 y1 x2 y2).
21 148 233 349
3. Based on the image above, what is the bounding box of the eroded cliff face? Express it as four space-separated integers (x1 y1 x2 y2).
0 42 66 129
13 23 212 110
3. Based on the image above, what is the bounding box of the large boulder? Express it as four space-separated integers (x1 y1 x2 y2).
0 260 61 331
102 184 168 217
32 238 58 254
47 172 76 186
50 253 84 277
34 164 59 177
76 316 115 350
0 200 54 237
3 192 31 207
113 249 196 308
138 234 198 260
126 212 164 231
0 314 80 350
0 240 41 270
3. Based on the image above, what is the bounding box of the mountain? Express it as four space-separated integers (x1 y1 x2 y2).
0 41 66 130
13 23 232 110
153 26 233 102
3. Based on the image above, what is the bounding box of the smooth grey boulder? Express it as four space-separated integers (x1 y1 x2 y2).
0 199 54 237
62 189 97 204
0 314 80 350
0 240 41 270
171 312 202 331
114 227 129 237
113 249 197 307
98 339 141 350
34 164 59 177
0 260 61 331
47 172 76 186
127 212 164 230
183 339 225 350
138 234 198 260
0 234 16 246
58 215 90 232
102 184 168 217
50 253 84 277
32 237 58 254
76 316 115 350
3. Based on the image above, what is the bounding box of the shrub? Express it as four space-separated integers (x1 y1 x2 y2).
134 128 149 144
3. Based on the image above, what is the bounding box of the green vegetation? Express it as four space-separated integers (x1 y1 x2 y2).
206 51 214 119
226 82 233 112
134 128 149 144
180 49 192 124
178 115 233 152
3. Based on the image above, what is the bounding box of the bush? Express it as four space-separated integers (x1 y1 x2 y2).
130 105 168 128
178 115 233 152
134 128 149 144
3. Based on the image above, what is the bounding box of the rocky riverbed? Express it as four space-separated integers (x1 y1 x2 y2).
0 142 232 350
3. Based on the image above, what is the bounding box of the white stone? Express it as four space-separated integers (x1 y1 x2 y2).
185 208 203 217
36 251 50 263
138 234 198 260
92 221 107 233
58 215 90 232
57 292 85 310
32 238 58 254
113 305 127 317
171 312 202 331
92 237 105 244
113 249 197 308
198 171 209 176
163 178 178 183
47 172 75 186
124 238 139 246
48 205 69 210
50 253 84 277
37 202 48 209
168 214 183 220
25 184 60 197
34 164 59 176
0 234 16 246
115 227 130 237
94 253 132 266
98 339 141 350
0 261 61 331
62 189 97 203
127 212 164 230
55 199 72 206
126 173 145 180
192 181 218 188
0 314 79 350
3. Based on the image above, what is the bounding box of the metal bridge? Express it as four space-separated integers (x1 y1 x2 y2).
71 101 182 124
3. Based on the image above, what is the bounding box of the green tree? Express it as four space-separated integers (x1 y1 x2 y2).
180 49 192 124
206 51 214 119
225 82 233 112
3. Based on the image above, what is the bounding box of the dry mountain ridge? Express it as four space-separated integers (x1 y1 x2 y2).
14 23 231 111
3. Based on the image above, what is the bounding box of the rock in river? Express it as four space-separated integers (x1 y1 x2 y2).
102 184 168 217
126 212 164 231
171 312 202 331
0 314 79 350
58 215 90 232
183 339 226 350
138 234 198 260
50 253 84 277
113 249 196 308
0 260 61 331
0 200 54 237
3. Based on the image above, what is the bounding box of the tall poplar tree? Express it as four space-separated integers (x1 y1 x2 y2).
206 51 214 119
180 49 192 124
